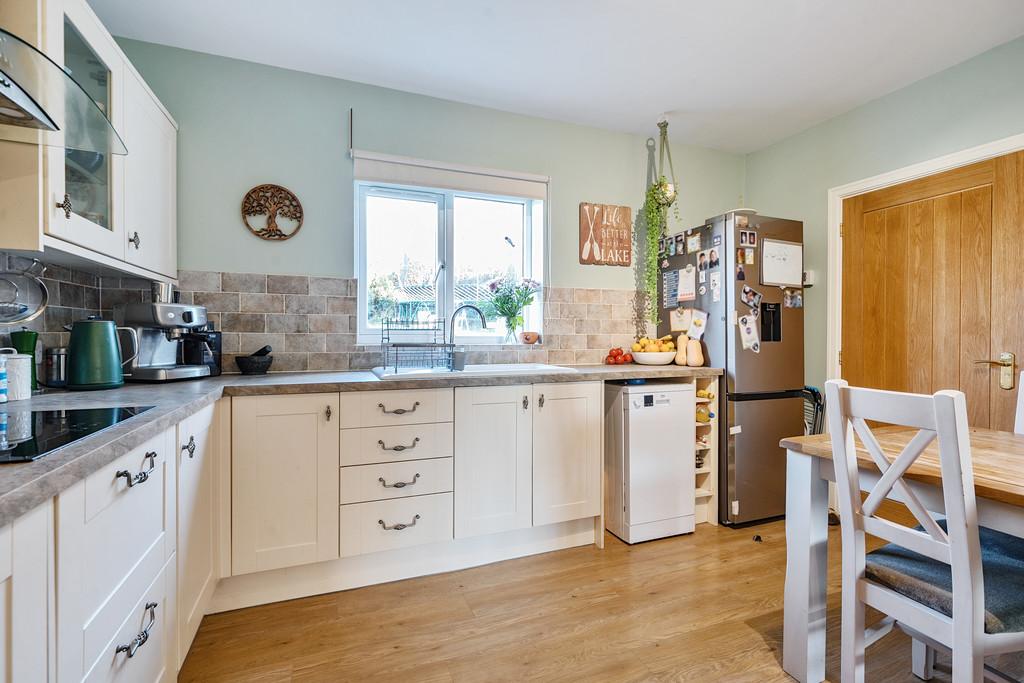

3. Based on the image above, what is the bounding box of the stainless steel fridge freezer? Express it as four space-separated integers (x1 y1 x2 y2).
657 211 805 525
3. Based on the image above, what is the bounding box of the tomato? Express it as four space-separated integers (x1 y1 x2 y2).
605 356 615 365
622 353 633 363
609 347 623 358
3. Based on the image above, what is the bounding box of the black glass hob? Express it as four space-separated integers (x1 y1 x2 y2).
0 406 155 463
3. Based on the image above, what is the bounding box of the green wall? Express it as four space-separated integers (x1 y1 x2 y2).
744 36 1024 387
118 39 744 290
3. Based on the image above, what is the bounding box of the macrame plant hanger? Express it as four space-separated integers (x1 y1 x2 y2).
656 119 678 207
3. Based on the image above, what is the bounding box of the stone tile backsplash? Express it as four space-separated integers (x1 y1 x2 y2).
0 252 150 350
178 269 644 372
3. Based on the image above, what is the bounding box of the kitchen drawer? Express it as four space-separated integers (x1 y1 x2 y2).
340 423 454 466
339 388 453 428
57 428 175 683
85 558 174 683
341 457 453 504
340 493 453 558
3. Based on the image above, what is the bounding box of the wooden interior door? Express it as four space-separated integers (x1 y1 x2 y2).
841 152 1024 430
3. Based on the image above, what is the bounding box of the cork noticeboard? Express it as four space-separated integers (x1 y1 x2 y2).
579 202 632 266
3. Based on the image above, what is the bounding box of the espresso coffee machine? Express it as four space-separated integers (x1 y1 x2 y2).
113 302 213 381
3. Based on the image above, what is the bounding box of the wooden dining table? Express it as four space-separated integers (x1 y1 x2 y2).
779 426 1024 683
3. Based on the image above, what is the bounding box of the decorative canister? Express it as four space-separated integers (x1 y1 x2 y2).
0 353 7 403
0 348 32 401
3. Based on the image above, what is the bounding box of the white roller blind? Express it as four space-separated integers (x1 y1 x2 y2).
351 149 548 200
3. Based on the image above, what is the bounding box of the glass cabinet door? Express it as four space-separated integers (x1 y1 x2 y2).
61 18 111 230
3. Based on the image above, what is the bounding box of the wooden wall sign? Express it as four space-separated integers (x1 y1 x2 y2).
241 184 304 241
579 202 632 266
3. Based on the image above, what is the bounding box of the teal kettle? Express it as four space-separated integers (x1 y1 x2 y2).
67 318 139 390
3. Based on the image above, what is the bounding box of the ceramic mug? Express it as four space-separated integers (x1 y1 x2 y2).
0 348 32 401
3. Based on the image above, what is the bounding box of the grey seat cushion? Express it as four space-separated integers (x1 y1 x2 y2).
865 521 1024 634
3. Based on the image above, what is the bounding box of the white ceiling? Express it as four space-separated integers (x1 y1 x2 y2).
87 0 1024 153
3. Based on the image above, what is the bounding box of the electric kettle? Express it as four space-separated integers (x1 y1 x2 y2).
67 318 139 390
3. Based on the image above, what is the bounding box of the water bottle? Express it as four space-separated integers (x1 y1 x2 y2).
0 354 7 404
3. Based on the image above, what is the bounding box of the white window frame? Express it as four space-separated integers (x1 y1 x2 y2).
355 180 544 346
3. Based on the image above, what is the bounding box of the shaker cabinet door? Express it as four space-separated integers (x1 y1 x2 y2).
532 382 602 526
454 385 533 538
232 394 340 575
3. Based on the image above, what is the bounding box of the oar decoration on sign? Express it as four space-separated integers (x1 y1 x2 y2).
581 203 602 263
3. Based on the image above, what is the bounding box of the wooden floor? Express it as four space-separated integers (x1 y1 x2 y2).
179 520 1022 682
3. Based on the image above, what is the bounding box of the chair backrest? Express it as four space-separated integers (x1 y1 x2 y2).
1015 372 1024 435
824 380 984 629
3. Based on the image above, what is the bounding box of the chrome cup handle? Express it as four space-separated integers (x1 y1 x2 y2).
117 326 140 368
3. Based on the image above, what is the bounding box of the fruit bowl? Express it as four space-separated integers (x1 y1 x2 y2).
631 351 676 365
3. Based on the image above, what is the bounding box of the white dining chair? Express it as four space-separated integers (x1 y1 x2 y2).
825 380 1024 683
1014 371 1024 434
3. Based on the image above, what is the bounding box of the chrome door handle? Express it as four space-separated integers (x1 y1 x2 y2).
116 602 158 658
181 435 196 458
378 437 419 452
538 394 545 408
378 514 420 531
378 401 419 415
378 473 420 489
128 231 141 249
116 451 157 488
522 395 529 410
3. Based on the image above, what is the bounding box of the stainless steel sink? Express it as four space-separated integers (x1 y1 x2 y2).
372 363 577 380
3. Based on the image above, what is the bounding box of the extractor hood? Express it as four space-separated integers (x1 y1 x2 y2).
0 27 126 155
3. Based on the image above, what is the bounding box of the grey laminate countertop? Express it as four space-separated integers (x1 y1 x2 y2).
0 364 721 526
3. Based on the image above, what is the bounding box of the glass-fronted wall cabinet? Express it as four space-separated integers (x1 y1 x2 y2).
42 0 127 257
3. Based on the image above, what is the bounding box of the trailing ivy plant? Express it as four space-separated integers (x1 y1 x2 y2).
641 176 675 324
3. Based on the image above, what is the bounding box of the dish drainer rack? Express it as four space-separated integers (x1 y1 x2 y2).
379 319 456 373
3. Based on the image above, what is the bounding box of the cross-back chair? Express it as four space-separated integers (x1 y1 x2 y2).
825 380 1024 683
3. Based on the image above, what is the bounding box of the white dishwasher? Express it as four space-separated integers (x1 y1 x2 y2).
604 381 696 543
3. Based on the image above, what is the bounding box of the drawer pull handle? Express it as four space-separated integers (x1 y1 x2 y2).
378 401 419 415
325 405 332 421
182 435 196 458
115 601 158 658
378 514 420 531
379 473 420 489
377 437 420 452
116 451 157 488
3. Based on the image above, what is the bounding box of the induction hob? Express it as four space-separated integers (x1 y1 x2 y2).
0 406 155 463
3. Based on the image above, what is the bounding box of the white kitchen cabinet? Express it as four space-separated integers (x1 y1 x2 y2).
0 502 53 683
232 394 340 575
532 382 603 526
123 69 177 277
454 385 533 538
0 0 178 280
176 403 217 668
56 427 176 683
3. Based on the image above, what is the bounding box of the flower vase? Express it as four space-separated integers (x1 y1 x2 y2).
503 318 519 344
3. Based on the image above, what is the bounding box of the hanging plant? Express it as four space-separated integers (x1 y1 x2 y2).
639 120 679 324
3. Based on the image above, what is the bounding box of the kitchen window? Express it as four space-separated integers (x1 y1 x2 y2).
354 154 547 345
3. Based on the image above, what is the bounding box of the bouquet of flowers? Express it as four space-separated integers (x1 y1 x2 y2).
486 277 541 343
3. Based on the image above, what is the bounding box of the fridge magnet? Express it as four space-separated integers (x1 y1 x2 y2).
739 231 749 247
738 314 761 352
736 263 746 281
710 272 721 303
667 236 677 257
744 248 755 265
712 286 721 303
736 214 749 229
698 269 707 284
677 265 696 302
698 285 707 296
784 289 804 308
741 285 763 308
709 248 720 269
658 238 666 255
675 233 686 254
697 249 710 271
687 233 702 254
670 307 693 332
746 230 757 247
578 202 632 266
688 309 709 339
712 235 722 247
662 269 679 308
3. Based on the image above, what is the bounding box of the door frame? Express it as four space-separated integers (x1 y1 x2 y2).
826 132 1024 382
